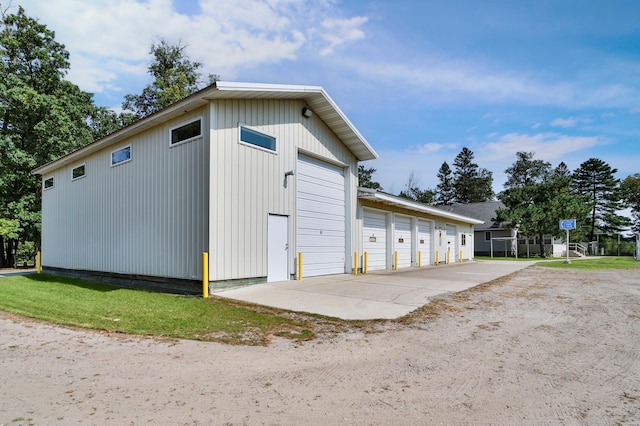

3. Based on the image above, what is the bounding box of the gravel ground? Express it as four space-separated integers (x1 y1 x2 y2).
1 265 639 425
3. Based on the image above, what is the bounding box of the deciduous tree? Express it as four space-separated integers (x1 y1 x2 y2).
497 153 588 257
621 173 640 234
398 171 435 204
122 39 219 119
0 6 96 266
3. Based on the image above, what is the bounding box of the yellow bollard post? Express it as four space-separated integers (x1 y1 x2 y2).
435 251 439 265
364 252 368 274
36 251 41 274
418 251 422 267
459 249 463 263
202 252 209 298
394 251 398 270
298 252 303 280
353 252 358 275
447 249 450 264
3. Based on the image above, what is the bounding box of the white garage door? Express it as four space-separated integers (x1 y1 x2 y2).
417 219 431 265
446 224 457 262
363 210 387 271
296 155 346 277
394 215 412 268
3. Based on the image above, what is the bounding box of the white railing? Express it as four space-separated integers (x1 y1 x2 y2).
569 243 588 256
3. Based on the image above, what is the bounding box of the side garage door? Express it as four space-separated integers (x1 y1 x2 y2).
363 209 387 271
394 215 412 268
296 155 346 277
417 219 431 265
446 224 457 262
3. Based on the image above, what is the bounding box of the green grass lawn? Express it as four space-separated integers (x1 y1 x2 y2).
475 255 540 261
0 274 315 345
538 256 639 270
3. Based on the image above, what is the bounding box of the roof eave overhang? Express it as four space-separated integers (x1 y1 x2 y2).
33 81 377 176
358 188 485 225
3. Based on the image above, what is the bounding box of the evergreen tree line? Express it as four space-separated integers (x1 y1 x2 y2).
0 6 214 267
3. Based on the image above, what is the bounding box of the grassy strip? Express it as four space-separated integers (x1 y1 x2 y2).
0 274 315 345
538 256 638 270
475 256 539 261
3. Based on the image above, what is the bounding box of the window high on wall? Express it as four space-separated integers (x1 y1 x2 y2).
170 118 202 146
239 125 276 152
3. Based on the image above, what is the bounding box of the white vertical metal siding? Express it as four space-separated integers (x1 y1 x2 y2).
41 109 209 280
208 99 358 281
417 219 432 265
362 209 387 271
394 215 412 268
296 154 346 276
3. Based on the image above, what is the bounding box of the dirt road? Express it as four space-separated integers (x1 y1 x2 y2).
1 266 639 425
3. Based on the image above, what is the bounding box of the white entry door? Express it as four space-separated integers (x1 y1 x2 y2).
268 215 289 282
446 224 457 262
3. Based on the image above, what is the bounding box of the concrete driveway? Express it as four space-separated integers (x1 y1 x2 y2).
215 260 536 320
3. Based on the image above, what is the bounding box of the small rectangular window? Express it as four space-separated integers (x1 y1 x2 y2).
171 119 201 146
240 125 276 152
461 234 467 246
484 231 492 242
43 177 54 190
72 164 86 180
111 145 131 167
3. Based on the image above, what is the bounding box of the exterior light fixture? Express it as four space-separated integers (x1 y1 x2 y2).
301 107 313 118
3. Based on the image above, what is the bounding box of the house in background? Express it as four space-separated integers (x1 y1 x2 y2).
446 201 565 258
33 81 482 293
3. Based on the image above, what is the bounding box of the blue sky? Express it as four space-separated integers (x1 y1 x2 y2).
22 0 640 195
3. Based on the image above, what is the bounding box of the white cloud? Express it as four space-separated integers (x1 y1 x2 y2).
416 142 456 154
482 132 608 164
549 116 592 128
319 16 368 55
22 0 368 96
340 56 582 106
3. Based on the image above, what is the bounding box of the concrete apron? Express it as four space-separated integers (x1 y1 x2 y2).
214 260 536 320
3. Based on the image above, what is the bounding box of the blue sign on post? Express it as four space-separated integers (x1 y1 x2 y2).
560 219 576 230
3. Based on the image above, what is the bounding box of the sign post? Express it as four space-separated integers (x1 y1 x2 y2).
559 219 576 263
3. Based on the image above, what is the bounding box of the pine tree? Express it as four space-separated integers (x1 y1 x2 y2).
435 161 455 205
357 165 382 190
571 158 628 243
452 147 493 203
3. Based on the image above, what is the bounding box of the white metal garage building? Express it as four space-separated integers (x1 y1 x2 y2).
33 82 377 291
357 188 483 271
33 81 483 293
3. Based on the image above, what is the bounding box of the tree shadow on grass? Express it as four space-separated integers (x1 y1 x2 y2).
21 273 119 293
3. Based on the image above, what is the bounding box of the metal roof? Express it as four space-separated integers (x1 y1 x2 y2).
444 201 506 231
358 188 485 225
33 81 378 175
